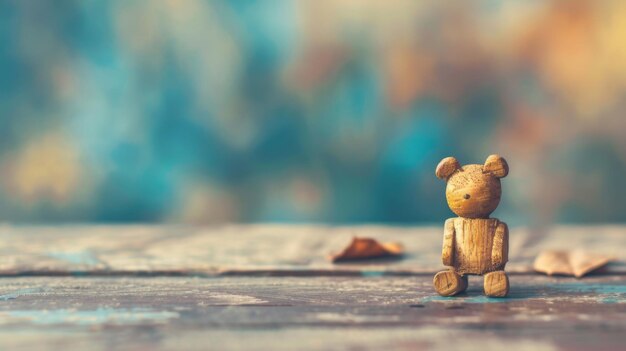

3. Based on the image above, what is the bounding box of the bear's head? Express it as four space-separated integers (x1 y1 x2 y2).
435 155 508 219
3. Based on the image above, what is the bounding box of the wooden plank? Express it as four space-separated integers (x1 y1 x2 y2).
0 225 622 276
0 275 624 350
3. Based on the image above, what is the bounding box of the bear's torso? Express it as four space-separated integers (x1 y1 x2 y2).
452 217 500 275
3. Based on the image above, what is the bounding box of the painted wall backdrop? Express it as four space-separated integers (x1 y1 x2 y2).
1 0 625 224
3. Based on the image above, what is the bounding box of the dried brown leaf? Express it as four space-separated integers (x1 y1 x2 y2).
533 250 612 278
331 237 404 263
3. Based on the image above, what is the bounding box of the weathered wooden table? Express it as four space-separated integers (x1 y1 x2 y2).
0 225 624 350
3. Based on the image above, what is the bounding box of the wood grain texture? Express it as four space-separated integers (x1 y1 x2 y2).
443 156 506 219
435 157 461 179
433 270 467 296
0 224 622 276
484 270 509 297
441 219 455 266
435 155 510 296
492 222 508 268
451 218 505 275
483 154 509 178
0 276 623 350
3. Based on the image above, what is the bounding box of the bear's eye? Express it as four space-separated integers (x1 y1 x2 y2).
463 194 470 200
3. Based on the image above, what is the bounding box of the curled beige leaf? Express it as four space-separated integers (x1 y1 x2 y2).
533 250 613 278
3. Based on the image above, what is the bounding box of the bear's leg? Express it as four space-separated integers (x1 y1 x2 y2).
484 270 509 297
433 270 467 296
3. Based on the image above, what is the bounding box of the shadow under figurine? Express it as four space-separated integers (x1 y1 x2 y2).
433 155 510 297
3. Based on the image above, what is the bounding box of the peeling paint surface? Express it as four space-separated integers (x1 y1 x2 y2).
47 251 101 266
0 225 622 350
0 288 43 301
0 308 179 326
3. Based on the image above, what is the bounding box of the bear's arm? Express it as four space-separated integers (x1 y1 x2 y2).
492 221 509 268
442 218 455 266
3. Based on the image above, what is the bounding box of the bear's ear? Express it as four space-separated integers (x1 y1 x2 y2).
483 154 508 178
436 157 461 180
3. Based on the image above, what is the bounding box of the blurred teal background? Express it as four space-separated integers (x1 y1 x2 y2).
1 0 626 224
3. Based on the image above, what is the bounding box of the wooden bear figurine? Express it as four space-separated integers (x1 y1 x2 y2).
433 155 510 297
